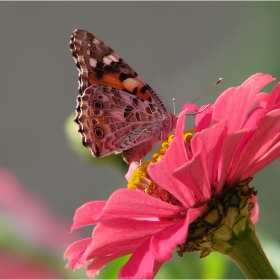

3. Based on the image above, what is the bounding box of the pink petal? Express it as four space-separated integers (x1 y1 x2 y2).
242 106 266 130
84 218 175 260
217 130 247 191
148 107 197 207
195 105 213 132
182 103 198 113
248 195 259 224
71 201 106 231
125 162 140 181
103 189 184 218
119 238 163 279
241 73 274 88
173 143 211 200
150 205 207 261
173 121 228 199
86 252 129 278
242 141 280 180
149 156 196 208
263 82 280 112
64 237 93 269
213 74 275 133
228 110 280 183
253 92 270 110
191 120 228 191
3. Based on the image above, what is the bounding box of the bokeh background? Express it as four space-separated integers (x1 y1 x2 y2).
1 2 280 278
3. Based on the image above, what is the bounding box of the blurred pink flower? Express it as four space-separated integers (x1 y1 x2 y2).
64 73 280 278
0 168 83 278
0 168 81 251
0 252 62 278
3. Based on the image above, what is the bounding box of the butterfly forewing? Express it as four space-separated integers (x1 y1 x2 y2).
70 29 177 163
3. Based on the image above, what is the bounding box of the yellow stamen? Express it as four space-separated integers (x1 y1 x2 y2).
184 129 195 143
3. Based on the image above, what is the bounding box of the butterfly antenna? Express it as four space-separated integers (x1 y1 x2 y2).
173 98 176 114
160 130 163 141
191 78 222 104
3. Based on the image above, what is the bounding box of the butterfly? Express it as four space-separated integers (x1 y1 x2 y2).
70 29 178 164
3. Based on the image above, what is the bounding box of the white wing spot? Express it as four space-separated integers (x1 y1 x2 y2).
89 58 97 67
103 55 112 65
108 54 119 62
93 38 100 44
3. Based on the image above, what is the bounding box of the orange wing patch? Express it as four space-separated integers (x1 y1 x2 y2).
122 78 151 101
89 73 152 102
89 72 124 90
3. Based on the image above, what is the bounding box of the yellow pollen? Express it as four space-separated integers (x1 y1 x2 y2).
127 163 149 189
144 182 156 194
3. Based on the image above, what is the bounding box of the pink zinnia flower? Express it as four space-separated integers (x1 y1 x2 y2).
64 73 280 278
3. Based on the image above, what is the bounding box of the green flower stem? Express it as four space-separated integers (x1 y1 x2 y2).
227 226 278 279
181 181 278 279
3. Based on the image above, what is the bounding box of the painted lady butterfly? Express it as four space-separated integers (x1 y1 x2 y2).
70 29 178 164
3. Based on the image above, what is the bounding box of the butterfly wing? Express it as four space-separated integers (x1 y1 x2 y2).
70 29 177 163
76 84 173 163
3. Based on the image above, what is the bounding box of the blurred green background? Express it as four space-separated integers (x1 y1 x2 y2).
1 2 280 278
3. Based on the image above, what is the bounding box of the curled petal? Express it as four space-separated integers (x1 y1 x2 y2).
264 83 280 112
119 238 163 279
71 201 106 231
125 162 140 181
150 206 207 261
64 237 93 269
213 73 275 133
195 105 213 132
86 252 129 278
229 110 280 183
84 218 175 260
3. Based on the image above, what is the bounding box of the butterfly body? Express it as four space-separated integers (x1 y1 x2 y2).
71 29 177 163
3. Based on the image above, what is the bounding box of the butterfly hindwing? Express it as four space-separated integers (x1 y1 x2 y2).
76 85 168 162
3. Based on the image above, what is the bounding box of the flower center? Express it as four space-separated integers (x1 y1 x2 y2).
127 130 195 205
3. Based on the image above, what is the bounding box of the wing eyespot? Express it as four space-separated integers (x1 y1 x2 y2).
94 127 104 139
93 100 103 109
94 109 101 116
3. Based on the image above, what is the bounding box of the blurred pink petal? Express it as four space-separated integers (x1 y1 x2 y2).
0 168 86 278
0 252 64 278
0 168 81 251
